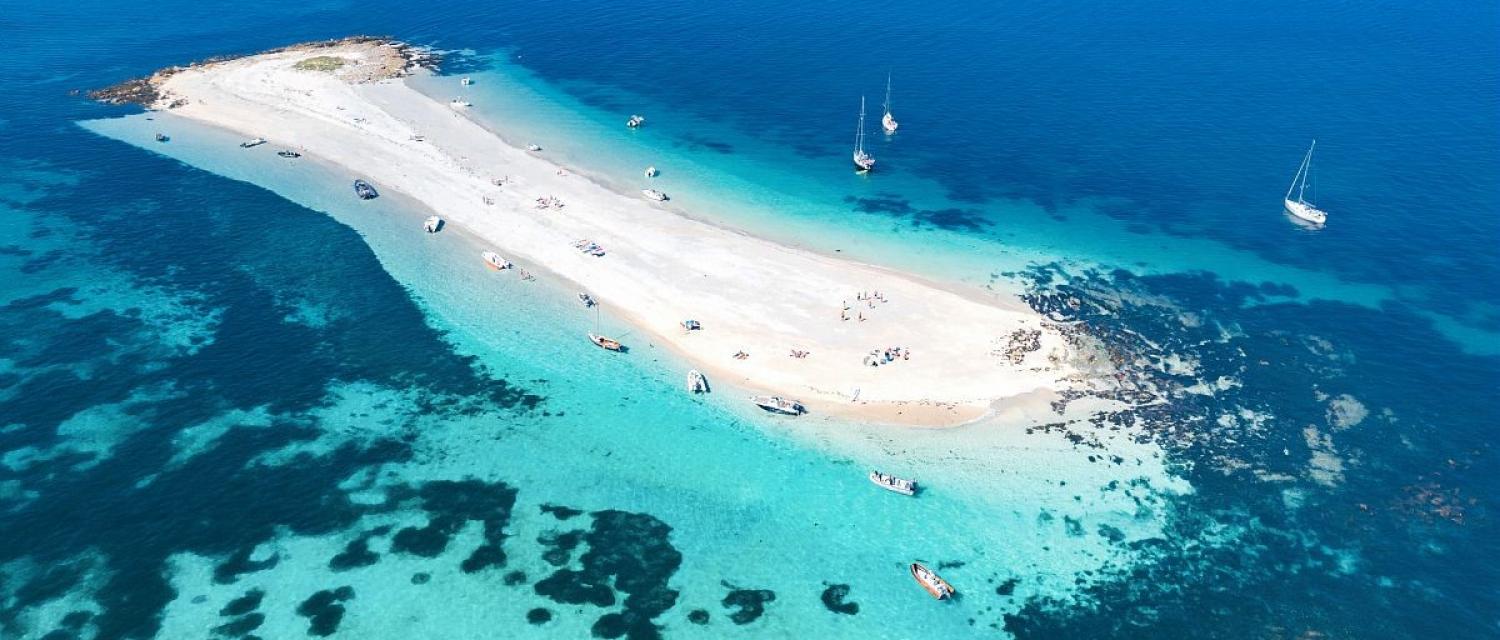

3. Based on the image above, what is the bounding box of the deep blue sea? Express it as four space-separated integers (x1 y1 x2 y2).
2 1 1497 638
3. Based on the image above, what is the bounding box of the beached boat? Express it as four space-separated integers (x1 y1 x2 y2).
154 133 169 143
481 250 511 270
578 292 596 307
450 98 472 108
423 216 442 233
681 319 701 331
353 179 378 200
869 471 916 496
239 137 267 148
644 166 658 178
627 114 645 128
641 189 669 202
751 395 805 416
276 150 301 158
910 563 955 600
460 77 473 86
526 143 542 152
1284 140 1328 225
686 370 709 394
853 97 875 172
881 74 899 134
589 333 624 351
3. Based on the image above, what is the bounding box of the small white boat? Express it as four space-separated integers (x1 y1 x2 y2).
450 98 472 108
154 133 169 143
881 74 899 134
481 250 511 270
239 137 267 148
680 319 701 331
686 370 709 394
626 114 646 128
424 216 442 233
869 471 916 496
853 97 875 171
578 292 596 307
1284 140 1328 225
526 143 542 152
644 166 658 178
751 395 805 416
641 189 669 202
589 333 624 351
353 179 378 200
460 77 473 86
910 563 955 600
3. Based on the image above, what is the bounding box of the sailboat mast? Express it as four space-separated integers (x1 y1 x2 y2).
1297 140 1317 203
1286 142 1311 201
856 96 867 153
883 74 892 115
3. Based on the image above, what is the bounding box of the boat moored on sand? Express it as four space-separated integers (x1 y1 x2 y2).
424 216 443 233
526 143 542 152
353 179 378 199
869 471 916 496
450 98 472 108
239 137 266 148
910 563 955 600
481 250 511 270
751 395 805 416
578 292 596 307
641 189 669 202
277 150 301 158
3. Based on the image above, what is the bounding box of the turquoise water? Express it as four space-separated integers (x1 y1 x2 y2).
3 1 1498 638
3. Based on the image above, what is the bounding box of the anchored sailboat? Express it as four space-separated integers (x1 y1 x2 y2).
853 96 875 172
881 74 898 134
1284 140 1328 225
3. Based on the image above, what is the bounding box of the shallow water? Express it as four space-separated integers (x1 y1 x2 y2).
4 1 1498 639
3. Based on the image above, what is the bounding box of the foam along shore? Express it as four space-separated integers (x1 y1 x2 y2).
112 38 1091 426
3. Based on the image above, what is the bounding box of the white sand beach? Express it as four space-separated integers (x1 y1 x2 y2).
141 39 1091 426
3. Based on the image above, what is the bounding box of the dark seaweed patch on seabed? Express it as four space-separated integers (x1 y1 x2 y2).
533 510 683 639
296 586 354 637
843 194 990 231
0 144 544 639
720 584 776 625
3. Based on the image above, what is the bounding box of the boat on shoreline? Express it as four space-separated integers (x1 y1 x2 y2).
881 74 899 134
424 216 442 233
526 143 542 152
687 369 709 393
644 166 658 178
450 98 471 108
481 250 511 270
853 97 875 172
751 395 805 416
641 189 669 202
869 471 916 496
627 114 645 128
578 292 596 307
589 333 624 351
910 563 955 600
353 179 378 199
240 137 266 148
1284 140 1328 225
277 150 301 158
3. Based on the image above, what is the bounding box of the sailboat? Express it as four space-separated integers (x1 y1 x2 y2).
853 97 876 172
588 305 625 352
881 74 899 134
1284 140 1328 225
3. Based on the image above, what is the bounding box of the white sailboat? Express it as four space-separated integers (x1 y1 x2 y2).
881 73 898 134
853 96 875 172
1284 140 1328 225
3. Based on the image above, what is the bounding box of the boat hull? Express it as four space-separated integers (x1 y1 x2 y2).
910 563 954 600
882 113 898 133
869 471 916 496
589 333 624 352
1284 199 1327 225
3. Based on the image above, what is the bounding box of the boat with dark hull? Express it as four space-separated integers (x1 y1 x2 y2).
353 179 378 199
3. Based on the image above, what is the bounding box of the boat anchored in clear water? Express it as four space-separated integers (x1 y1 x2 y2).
626 114 645 128
239 137 266 148
641 189 669 202
686 370 709 394
853 97 875 172
353 179 378 200
910 563 955 600
751 395 805 416
881 73 899 134
1284 140 1328 225
869 471 916 496
460 77 473 86
481 250 511 270
423 216 442 233
644 165 658 178
578 292 596 307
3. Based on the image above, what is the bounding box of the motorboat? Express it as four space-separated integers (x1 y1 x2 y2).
686 370 709 394
240 137 267 148
751 395 805 416
644 166 658 178
626 114 645 128
481 250 511 270
424 216 442 233
680 319 701 331
450 98 472 108
277 150 301 158
154 133 169 143
353 179 378 200
910 563 955 600
460 77 473 86
869 471 916 496
526 143 542 152
589 333 624 351
1284 140 1328 225
641 189 669 202
578 292 596 307
852 97 875 171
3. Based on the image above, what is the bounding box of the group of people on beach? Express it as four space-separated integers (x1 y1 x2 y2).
841 290 890 322
864 346 910 367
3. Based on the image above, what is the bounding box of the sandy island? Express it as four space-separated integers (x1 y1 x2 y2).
100 38 1100 426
